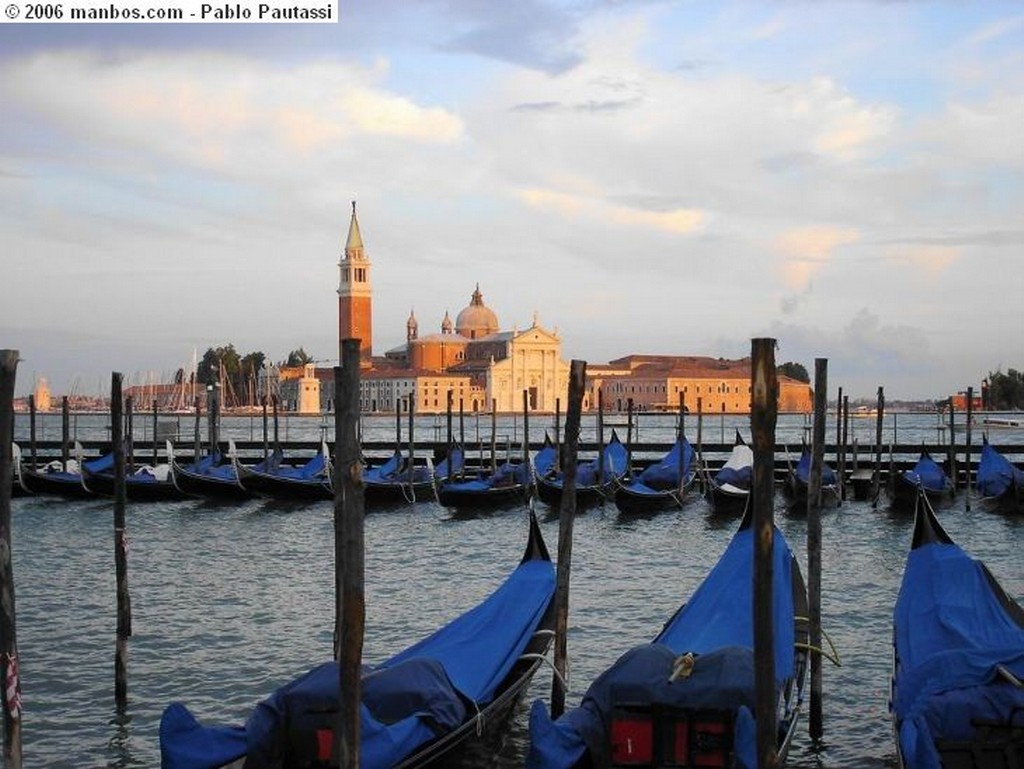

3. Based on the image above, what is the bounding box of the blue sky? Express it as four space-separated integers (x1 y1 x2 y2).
2 1 1023 400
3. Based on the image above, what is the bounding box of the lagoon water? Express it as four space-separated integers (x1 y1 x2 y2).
6 412 1024 768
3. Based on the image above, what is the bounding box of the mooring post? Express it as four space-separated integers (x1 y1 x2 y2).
751 339 779 769
597 390 605 487
28 394 36 470
871 387 885 507
678 392 685 495
261 397 268 464
965 386 973 509
947 397 957 489
554 398 561 471
0 350 23 769
61 395 70 469
334 340 364 769
808 359 827 740
458 398 465 465
192 395 201 464
551 360 586 720
490 400 497 475
841 395 849 501
111 373 132 709
523 390 530 471
835 387 843 501
152 399 159 468
125 396 135 474
407 393 415 495
272 394 280 450
697 397 704 492
626 398 634 479
445 390 453 462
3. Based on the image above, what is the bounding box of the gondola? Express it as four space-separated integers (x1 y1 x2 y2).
781 444 839 512
235 442 333 501
168 440 253 500
527 507 809 768
704 431 753 515
613 435 696 516
81 451 185 502
975 436 1024 515
534 430 628 509
159 511 557 769
890 493 1024 769
363 446 464 506
888 449 953 512
10 443 32 497
437 458 534 510
18 441 95 499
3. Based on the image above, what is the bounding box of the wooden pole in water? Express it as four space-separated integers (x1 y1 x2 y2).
272 394 280 450
835 387 843 502
333 340 364 769
841 395 849 502
808 359 827 740
678 391 685 495
554 398 561 471
597 390 605 487
947 397 957 488
28 394 36 470
445 390 453 460
0 350 23 769
111 373 132 709
871 387 885 507
261 397 268 463
697 397 704 492
192 395 201 464
407 394 415 493
965 386 973 510
626 398 634 479
61 395 70 469
491 400 497 474
125 396 134 473
551 360 586 720
522 390 530 470
751 338 779 769
152 399 159 468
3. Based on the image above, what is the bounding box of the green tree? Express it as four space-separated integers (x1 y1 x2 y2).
777 361 810 383
986 369 1024 409
283 347 314 367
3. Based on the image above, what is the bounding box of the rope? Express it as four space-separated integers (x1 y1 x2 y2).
794 616 842 666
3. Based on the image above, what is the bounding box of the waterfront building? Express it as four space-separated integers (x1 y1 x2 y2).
337 201 373 363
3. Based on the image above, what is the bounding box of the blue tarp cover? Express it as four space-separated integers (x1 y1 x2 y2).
902 453 950 494
793 448 837 486
546 435 627 489
976 440 1024 498
527 524 796 769
160 553 555 769
714 443 753 489
637 438 694 490
892 538 1024 769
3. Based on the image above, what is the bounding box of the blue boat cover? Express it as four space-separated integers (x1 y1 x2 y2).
637 438 695 490
715 443 753 489
902 452 950 494
976 439 1024 498
527 523 797 769
160 552 555 769
892 534 1024 769
442 460 530 494
545 434 627 489
793 448 837 487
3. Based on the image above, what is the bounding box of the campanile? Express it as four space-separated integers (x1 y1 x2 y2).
337 201 373 361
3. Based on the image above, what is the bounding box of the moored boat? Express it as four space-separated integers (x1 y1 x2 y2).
363 446 464 506
890 497 1024 768
535 430 627 509
81 451 185 502
235 442 333 501
168 440 253 500
437 457 534 510
975 436 1024 515
159 511 557 769
704 431 753 515
781 444 839 512
526 507 809 768
613 435 696 516
19 442 94 499
889 449 953 512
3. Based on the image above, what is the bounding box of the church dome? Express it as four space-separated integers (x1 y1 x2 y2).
455 284 499 340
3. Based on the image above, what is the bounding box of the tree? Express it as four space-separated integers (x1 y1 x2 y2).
283 348 314 367
986 369 1024 410
777 361 810 383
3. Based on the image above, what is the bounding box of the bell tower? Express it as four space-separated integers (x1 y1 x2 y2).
337 201 373 361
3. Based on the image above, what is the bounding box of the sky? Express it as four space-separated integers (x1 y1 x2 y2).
2 2 1023 401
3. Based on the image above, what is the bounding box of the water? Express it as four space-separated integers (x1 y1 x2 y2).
5 413 1023 768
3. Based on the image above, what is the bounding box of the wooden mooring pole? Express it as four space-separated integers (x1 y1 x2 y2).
334 340 364 769
0 350 23 769
965 387 973 510
841 394 849 501
550 360 586 720
871 387 885 507
522 390 530 470
61 395 69 468
28 395 36 470
751 338 779 769
947 397 957 489
111 373 132 709
835 387 844 503
808 359 827 740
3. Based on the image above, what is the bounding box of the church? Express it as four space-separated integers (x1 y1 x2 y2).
337 203 573 415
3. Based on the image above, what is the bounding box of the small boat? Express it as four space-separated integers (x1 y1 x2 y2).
236 442 333 501
10 443 32 497
19 442 94 499
890 496 1024 769
781 444 839 512
363 446 464 506
704 431 753 515
526 507 809 768
159 512 557 769
437 458 535 510
80 451 184 502
976 436 1024 515
889 449 953 512
534 430 628 509
168 440 253 500
613 435 696 516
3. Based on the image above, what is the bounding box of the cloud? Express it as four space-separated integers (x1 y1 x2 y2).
516 186 706 235
774 225 860 290
888 245 960 277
